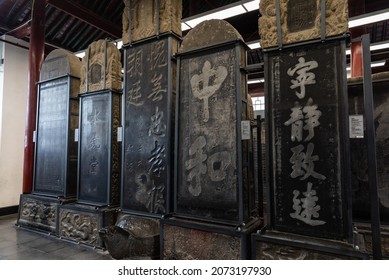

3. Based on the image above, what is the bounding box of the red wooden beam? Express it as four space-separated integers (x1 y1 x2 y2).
46 0 121 39
349 0 367 78
23 0 46 194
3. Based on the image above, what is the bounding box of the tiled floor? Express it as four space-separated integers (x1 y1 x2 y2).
0 214 113 260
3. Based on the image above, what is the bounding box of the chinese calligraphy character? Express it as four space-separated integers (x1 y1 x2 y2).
87 132 101 151
290 182 326 226
151 41 167 70
88 108 101 125
148 73 166 102
303 97 321 141
284 97 321 142
207 151 232 182
287 57 318 99
284 101 304 142
89 156 99 174
185 136 207 196
147 184 166 213
127 79 144 106
149 106 166 138
135 173 166 213
190 61 228 122
147 141 165 176
127 49 143 77
290 143 326 180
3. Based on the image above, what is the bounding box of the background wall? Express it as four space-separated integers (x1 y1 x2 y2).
0 35 29 209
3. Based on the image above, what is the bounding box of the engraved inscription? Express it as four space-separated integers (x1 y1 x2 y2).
91 63 102 84
290 182 326 226
123 37 174 214
287 57 318 99
190 61 228 122
287 0 317 33
185 136 207 196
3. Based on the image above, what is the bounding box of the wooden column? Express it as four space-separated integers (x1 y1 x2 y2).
22 0 45 193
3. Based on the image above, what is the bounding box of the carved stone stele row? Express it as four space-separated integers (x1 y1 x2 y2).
122 0 182 45
259 0 348 49
80 40 122 94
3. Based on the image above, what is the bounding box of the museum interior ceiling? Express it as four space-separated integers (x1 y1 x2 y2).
0 0 388 90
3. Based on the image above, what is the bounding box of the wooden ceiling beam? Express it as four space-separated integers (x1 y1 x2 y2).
47 0 121 39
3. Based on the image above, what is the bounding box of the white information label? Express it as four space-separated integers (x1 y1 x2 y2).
349 115 364 138
74 128 79 142
241 120 251 140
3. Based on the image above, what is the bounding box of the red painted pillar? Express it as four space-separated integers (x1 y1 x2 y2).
22 0 45 193
349 0 366 77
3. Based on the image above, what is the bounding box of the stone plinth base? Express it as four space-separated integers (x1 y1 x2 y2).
17 194 76 235
58 203 117 248
251 231 368 260
99 213 160 259
161 217 261 260
353 223 389 258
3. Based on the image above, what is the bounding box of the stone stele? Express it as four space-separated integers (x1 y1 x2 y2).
258 0 348 49
122 0 182 45
80 39 122 94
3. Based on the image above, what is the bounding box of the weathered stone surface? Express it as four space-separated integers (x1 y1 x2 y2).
122 0 182 44
99 214 160 259
253 231 367 260
180 19 243 52
163 224 241 259
354 223 389 258
18 195 58 234
40 49 81 81
259 0 348 48
59 204 116 248
80 40 122 93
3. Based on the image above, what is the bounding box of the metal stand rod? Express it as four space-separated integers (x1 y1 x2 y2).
275 0 282 49
257 116 264 219
361 34 382 259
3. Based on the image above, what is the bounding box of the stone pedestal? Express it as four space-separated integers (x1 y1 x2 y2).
353 223 389 258
251 231 368 260
161 217 261 260
58 203 117 248
17 194 75 235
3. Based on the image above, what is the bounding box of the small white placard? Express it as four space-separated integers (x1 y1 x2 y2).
74 128 79 142
241 120 251 140
349 115 364 138
33 130 37 143
117 127 123 142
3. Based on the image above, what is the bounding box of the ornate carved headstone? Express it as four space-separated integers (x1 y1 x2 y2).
258 0 348 48
122 0 182 44
80 39 122 93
